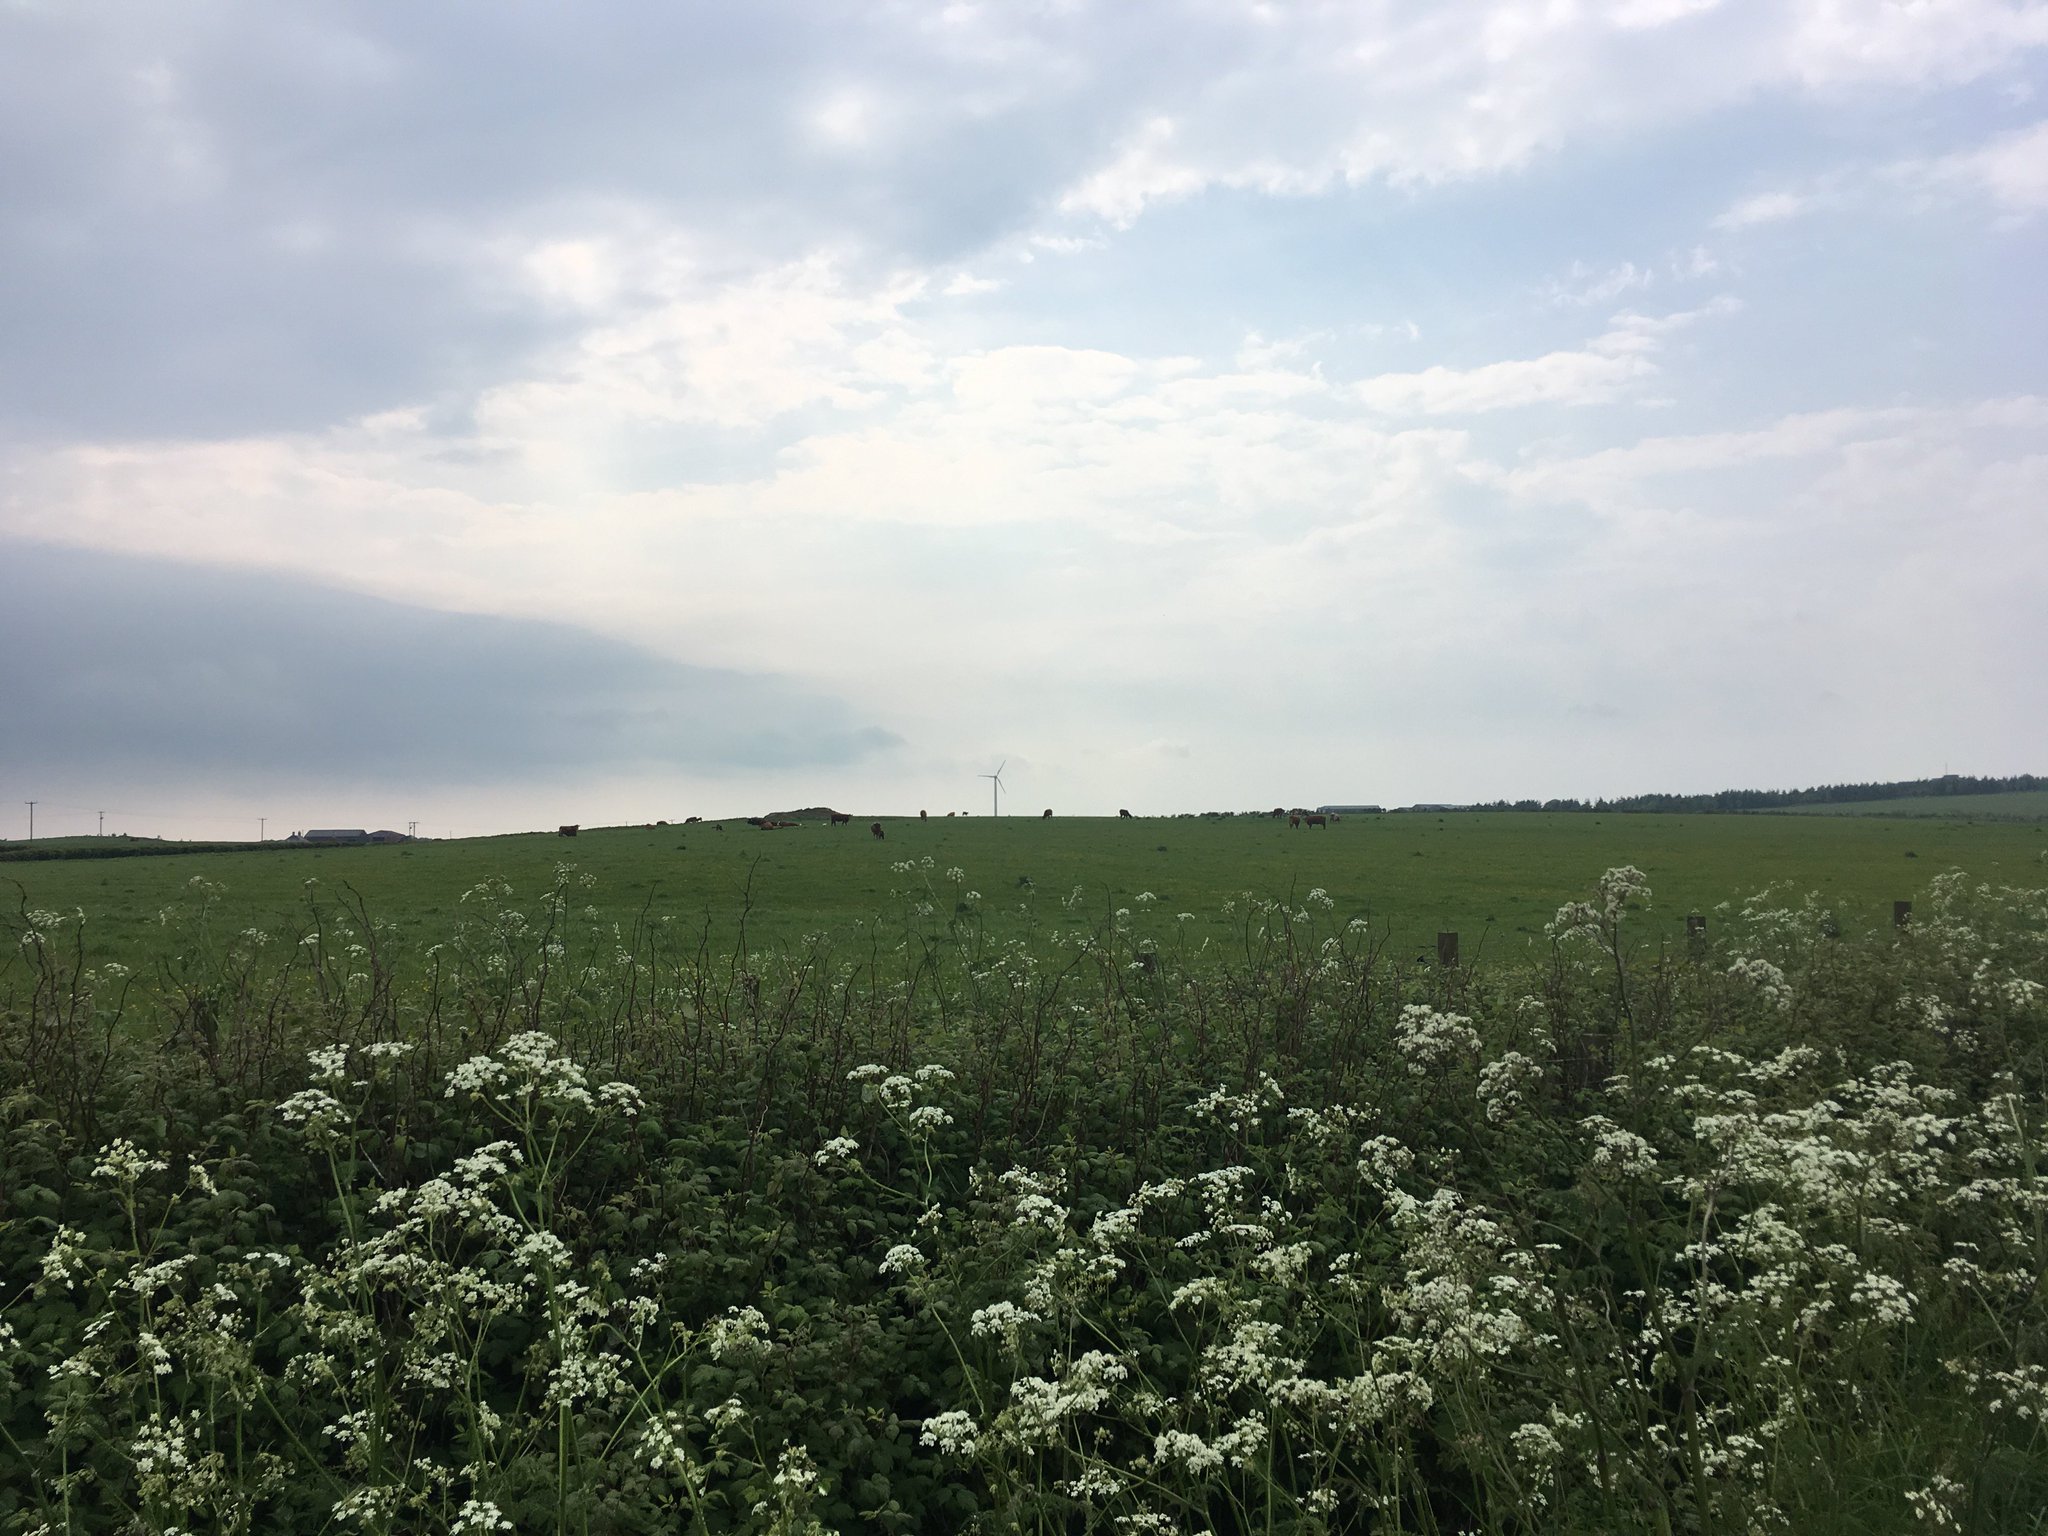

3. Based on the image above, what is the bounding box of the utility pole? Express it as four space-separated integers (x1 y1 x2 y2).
259 817 266 842
23 802 33 841
407 820 418 839
98 810 105 837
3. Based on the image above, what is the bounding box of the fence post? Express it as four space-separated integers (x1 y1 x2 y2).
1437 931 1459 968
1893 899 1913 930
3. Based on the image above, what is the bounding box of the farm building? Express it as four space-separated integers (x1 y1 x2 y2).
289 829 371 846
1317 804 1385 814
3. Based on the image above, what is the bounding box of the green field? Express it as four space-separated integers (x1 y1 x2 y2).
5 810 2041 970
1767 788 2048 819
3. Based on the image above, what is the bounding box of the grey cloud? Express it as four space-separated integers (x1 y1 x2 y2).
1 540 900 781
0 1 1171 439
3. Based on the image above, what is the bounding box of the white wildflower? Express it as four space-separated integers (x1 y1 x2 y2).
920 1409 980 1456
814 1136 859 1166
878 1244 925 1278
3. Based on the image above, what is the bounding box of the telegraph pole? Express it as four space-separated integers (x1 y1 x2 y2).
98 810 104 837
259 817 266 842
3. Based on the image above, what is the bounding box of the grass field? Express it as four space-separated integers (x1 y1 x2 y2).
4 809 2041 970
1768 788 2048 819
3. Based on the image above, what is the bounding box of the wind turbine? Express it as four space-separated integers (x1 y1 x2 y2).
980 760 1007 817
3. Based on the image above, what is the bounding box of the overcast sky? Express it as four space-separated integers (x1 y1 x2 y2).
4 0 2045 839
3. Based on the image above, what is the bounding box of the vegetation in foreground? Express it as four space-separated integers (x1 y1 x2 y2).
0 861 2044 1534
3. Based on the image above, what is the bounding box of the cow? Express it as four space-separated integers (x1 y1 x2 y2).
1272 807 1287 818
919 809 928 820
1289 814 1300 828
1304 813 1328 829
684 816 701 824
946 811 955 817
1042 808 1053 818
828 811 851 825
1119 809 1133 819
870 822 885 839
558 824 579 838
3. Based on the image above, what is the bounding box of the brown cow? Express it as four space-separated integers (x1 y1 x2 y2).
1289 814 1300 828
1119 809 1133 819
1304 813 1328 829
919 809 928 819
1042 808 1052 818
828 811 851 825
558 824 579 837
870 822 885 839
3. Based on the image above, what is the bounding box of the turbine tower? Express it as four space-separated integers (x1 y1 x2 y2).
980 760 1007 817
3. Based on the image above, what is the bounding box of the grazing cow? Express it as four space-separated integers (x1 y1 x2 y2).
828 811 851 825
870 822 885 839
1119 809 1133 819
558 824 579 838
1304 813 1328 829
684 816 701 824
946 811 955 817
920 809 928 820
1042 808 1053 818
1289 814 1300 828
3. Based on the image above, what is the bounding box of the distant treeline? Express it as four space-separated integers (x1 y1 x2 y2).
1467 773 2044 815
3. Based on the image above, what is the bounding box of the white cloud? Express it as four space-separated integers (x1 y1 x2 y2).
472 254 935 447
1059 115 1210 226
1040 0 2048 231
1354 348 1654 415
1902 117 2048 213
1714 189 1811 228
1717 119 2048 233
1482 395 2048 514
1350 300 1737 415
1543 260 1655 307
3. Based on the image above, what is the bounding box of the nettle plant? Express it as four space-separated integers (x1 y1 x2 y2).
0 865 2042 1535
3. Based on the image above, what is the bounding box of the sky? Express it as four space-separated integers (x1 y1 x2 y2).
3 0 2045 840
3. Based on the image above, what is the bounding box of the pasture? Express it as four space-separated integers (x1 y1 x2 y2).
1769 787 2048 820
4 809 2042 971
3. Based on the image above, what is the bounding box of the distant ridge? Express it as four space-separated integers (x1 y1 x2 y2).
1468 773 2044 815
